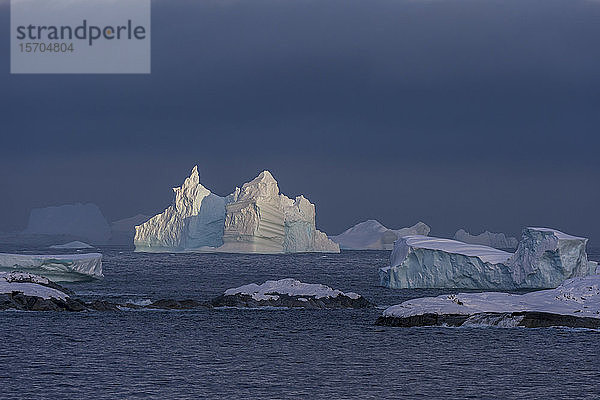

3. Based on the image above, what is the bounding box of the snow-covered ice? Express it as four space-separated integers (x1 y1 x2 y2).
331 220 430 250
224 278 361 300
135 167 339 254
0 252 103 282
23 203 111 244
380 227 595 289
49 241 93 249
454 229 518 249
382 274 600 319
0 272 69 300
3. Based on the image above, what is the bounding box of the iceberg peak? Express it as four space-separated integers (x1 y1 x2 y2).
238 170 280 201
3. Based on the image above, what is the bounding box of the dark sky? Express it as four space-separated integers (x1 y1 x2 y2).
1 0 599 243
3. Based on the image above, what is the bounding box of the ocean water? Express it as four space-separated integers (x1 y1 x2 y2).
1 248 599 399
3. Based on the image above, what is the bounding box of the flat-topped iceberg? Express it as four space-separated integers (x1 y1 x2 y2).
134 166 339 254
211 278 370 308
331 220 430 250
49 241 93 249
454 229 518 249
0 253 103 282
23 203 111 244
380 227 596 289
377 274 600 328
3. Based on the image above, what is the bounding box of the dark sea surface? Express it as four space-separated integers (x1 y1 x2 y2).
1 247 599 399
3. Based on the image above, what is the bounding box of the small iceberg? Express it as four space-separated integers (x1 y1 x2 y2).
0 252 103 282
49 241 94 249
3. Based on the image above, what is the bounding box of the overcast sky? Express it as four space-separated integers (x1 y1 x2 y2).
1 0 599 243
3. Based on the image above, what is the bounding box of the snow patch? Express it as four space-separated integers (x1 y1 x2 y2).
0 272 68 300
383 274 600 319
224 278 361 299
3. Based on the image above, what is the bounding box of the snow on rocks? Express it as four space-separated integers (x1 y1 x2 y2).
0 252 103 282
380 227 595 290
211 278 371 309
377 274 600 328
331 220 430 250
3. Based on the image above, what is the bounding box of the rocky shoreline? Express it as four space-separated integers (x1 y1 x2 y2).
210 292 372 309
376 311 600 329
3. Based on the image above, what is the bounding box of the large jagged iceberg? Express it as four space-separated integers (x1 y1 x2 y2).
0 252 103 282
134 167 339 254
134 166 229 252
454 229 518 249
380 227 596 289
23 203 111 244
331 220 430 250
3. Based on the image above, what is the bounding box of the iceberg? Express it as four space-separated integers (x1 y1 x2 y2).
377 274 600 328
218 171 339 254
211 278 370 308
110 214 150 245
454 229 518 249
134 166 228 252
135 167 339 254
0 252 103 282
380 227 596 290
23 203 111 244
49 241 93 249
331 220 430 250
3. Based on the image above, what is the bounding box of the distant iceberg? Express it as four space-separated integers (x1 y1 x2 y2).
134 166 339 254
380 227 596 290
0 252 103 282
23 203 111 244
110 214 150 245
49 241 93 249
454 229 518 249
331 220 430 250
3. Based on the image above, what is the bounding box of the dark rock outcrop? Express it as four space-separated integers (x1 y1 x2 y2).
375 311 600 329
211 293 373 309
145 299 205 310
